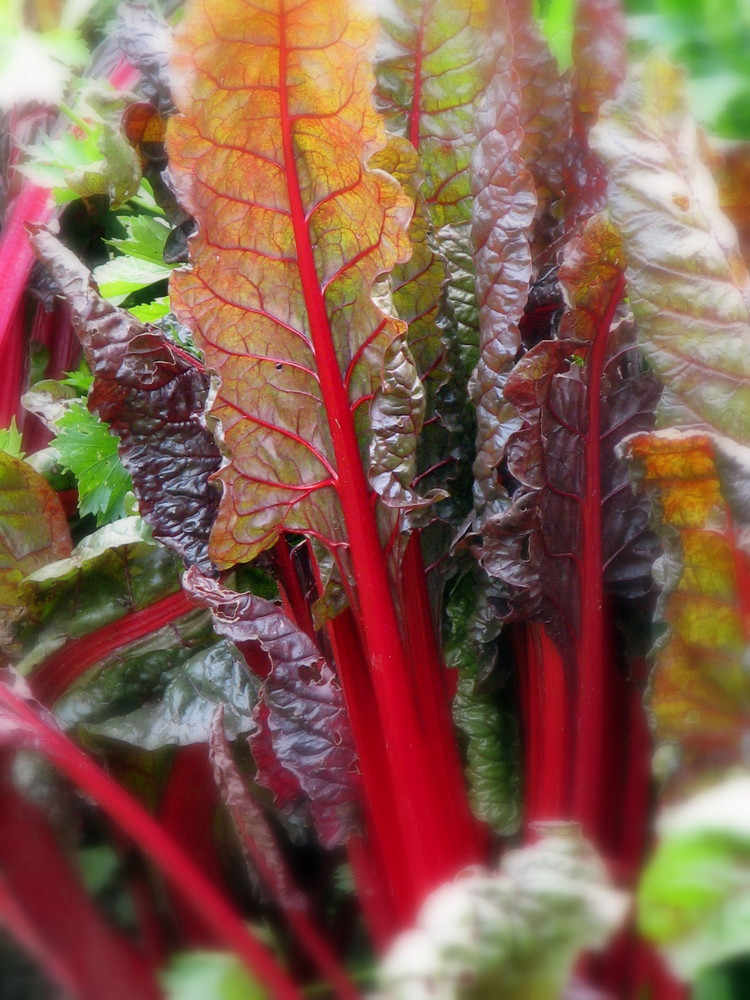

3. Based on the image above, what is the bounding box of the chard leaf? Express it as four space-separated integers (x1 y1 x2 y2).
167 0 428 572
639 774 750 981
379 826 627 1000
376 0 496 374
564 0 627 226
117 3 175 117
444 566 521 835
592 56 750 443
483 217 661 654
11 517 252 747
622 431 750 779
469 2 536 513
713 142 750 270
30 229 220 573
0 453 72 632
185 569 361 849
52 400 134 525
510 0 569 266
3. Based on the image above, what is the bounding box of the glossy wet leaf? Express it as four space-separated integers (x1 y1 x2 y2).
30 229 220 572
469 1 536 514
185 569 361 848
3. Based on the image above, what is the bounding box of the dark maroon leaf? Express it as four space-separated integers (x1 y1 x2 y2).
28 226 220 572
185 568 361 849
117 4 175 116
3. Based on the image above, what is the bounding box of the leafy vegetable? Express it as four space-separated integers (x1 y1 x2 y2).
639 773 750 980
52 400 134 524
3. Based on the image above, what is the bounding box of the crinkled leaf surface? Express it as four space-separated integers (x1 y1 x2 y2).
117 3 175 117
376 0 496 373
443 565 521 836
469 3 536 514
482 217 660 655
592 56 750 443
12 518 252 747
564 0 626 226
508 0 568 266
30 229 220 572
0 453 71 632
185 569 360 849
623 431 750 778
639 774 750 980
167 0 424 571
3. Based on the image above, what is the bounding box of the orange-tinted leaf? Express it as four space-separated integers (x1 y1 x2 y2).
623 431 750 778
713 142 750 272
167 0 423 570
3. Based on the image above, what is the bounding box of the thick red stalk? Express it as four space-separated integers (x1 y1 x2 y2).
323 605 413 930
31 589 195 704
572 273 626 843
158 744 226 946
518 624 571 829
0 682 304 999
278 1 477 909
0 760 160 1000
400 533 486 861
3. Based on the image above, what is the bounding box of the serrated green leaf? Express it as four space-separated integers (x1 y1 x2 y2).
0 419 25 459
161 952 266 1000
93 255 173 304
106 214 171 266
52 401 133 525
128 297 171 322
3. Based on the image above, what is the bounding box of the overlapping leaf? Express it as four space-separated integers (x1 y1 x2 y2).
622 431 750 778
443 565 521 835
482 216 661 656
0 453 71 637
185 569 361 849
166 0 423 571
469 3 537 513
9 517 253 747
592 56 750 443
507 0 568 266
564 0 626 227
30 228 220 572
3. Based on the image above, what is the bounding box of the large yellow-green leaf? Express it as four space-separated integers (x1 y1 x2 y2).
593 57 750 444
623 430 750 777
167 0 421 570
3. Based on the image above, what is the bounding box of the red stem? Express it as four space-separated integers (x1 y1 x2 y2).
518 623 571 831
0 682 304 1000
572 273 626 843
278 1 476 910
31 589 196 704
